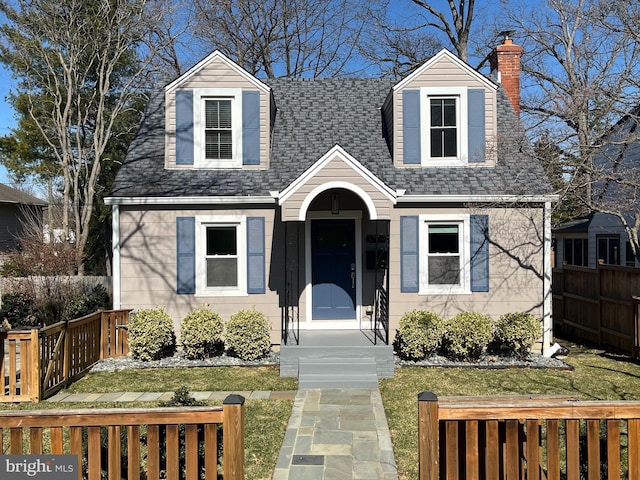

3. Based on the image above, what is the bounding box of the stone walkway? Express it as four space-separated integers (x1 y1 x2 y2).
46 388 398 480
273 388 398 480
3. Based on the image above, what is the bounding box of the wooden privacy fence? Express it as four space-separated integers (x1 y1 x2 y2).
552 264 640 355
1 309 131 403
418 392 640 480
0 395 245 480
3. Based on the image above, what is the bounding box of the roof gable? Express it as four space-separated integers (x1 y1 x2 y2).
165 50 270 94
393 49 497 92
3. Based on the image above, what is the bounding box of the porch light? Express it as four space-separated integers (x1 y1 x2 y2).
331 192 340 214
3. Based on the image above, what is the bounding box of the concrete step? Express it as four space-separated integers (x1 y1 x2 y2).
298 357 379 388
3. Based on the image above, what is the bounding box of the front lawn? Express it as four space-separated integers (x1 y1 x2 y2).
380 343 640 479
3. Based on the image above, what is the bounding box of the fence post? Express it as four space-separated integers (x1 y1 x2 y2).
418 392 439 480
30 328 41 403
223 394 245 480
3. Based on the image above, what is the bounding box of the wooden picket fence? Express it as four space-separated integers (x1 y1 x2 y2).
0 395 245 480
1 309 131 403
418 392 640 479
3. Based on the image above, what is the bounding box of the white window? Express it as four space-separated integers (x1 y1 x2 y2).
193 88 243 168
421 87 468 166
195 215 246 296
419 214 470 294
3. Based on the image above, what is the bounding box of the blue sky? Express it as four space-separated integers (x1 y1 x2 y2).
0 64 14 185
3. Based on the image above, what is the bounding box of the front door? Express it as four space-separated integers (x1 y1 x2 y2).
311 219 356 320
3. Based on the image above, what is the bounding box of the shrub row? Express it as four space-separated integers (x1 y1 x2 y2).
128 307 271 362
394 310 540 361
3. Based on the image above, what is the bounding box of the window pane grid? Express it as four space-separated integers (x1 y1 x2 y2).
204 99 232 160
426 223 461 286
430 98 457 158
205 226 238 287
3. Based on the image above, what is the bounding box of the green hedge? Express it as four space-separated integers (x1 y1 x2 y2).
128 308 176 361
180 307 224 360
225 309 271 361
393 310 445 360
492 312 540 359
441 312 493 361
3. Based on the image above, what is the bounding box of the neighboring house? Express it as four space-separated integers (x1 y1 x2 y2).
0 183 46 251
554 213 638 268
106 37 555 380
554 107 640 269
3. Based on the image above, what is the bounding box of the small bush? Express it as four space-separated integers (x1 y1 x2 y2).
393 310 445 360
442 312 494 361
180 307 224 359
0 291 38 328
159 386 205 407
62 284 112 321
492 312 540 359
128 307 176 361
225 309 271 361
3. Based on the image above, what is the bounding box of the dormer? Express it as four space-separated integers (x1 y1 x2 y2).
164 51 271 169
385 49 499 168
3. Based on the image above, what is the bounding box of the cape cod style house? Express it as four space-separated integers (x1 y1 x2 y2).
106 38 555 386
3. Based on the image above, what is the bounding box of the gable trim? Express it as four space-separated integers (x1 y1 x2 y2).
278 144 397 205
165 50 270 94
298 181 380 221
393 49 498 92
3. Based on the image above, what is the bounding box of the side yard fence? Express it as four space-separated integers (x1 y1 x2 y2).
418 392 640 480
552 264 640 356
0 395 245 480
0 309 130 403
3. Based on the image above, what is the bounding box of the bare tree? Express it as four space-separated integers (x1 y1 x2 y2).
190 0 377 78
503 0 640 257
0 0 181 274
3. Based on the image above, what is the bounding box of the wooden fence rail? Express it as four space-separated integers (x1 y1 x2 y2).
0 394 245 480
418 392 640 480
552 264 640 355
1 309 131 403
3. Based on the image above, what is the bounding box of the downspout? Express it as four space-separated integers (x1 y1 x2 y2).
112 205 121 310
542 201 553 354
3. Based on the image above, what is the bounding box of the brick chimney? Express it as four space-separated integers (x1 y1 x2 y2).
489 34 523 117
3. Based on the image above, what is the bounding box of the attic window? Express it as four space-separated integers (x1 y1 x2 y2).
204 99 233 160
430 98 457 158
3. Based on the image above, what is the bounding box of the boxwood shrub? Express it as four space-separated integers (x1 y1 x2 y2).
225 309 271 361
128 307 176 361
442 312 493 361
393 310 445 360
180 307 224 359
493 312 540 359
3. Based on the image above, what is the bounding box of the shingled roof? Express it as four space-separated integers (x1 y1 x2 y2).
109 76 552 199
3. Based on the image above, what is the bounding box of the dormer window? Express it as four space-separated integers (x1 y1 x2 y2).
204 98 233 160
194 88 242 168
421 87 468 166
430 98 458 158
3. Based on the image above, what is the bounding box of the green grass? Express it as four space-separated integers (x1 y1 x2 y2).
380 344 640 479
64 365 298 393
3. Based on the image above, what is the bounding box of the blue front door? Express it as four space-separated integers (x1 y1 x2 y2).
311 219 356 320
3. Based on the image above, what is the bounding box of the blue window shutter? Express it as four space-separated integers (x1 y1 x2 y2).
175 90 194 165
247 217 265 293
400 216 419 292
242 91 260 165
403 90 421 164
468 89 486 163
176 217 196 294
470 215 489 292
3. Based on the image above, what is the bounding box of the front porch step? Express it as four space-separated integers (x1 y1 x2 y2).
279 343 395 380
298 357 379 388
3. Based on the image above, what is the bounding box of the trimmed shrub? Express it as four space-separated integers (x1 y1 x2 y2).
442 312 493 361
393 310 445 360
225 309 271 361
180 307 224 359
128 308 176 361
492 312 540 359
